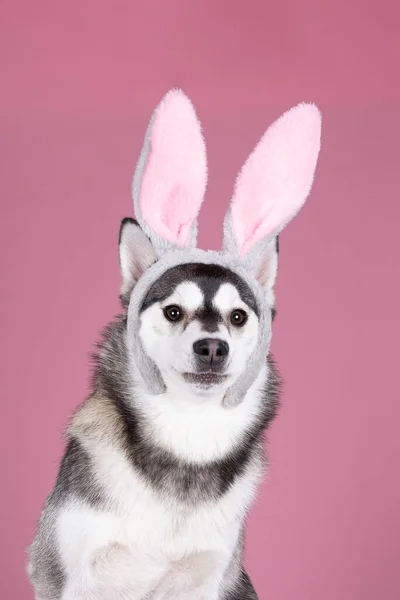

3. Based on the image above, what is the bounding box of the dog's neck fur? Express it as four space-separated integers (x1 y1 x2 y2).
91 313 280 502
133 366 270 464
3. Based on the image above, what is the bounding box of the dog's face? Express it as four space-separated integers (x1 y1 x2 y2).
138 263 260 395
119 218 281 399
119 218 280 398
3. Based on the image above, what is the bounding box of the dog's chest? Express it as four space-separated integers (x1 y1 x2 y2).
58 467 259 580
112 450 261 558
115 398 263 556
63 388 265 568
59 443 262 572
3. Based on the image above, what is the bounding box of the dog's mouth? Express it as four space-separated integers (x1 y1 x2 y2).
183 372 229 387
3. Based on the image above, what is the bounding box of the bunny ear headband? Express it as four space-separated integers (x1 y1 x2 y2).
127 89 321 407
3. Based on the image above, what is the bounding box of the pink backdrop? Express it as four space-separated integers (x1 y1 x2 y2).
1 1 400 598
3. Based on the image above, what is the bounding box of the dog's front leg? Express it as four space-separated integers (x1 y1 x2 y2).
151 551 227 600
61 542 167 600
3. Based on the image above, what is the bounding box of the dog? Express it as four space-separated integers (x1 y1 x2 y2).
27 89 321 599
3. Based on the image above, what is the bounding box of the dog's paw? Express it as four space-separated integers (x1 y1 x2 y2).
151 550 225 600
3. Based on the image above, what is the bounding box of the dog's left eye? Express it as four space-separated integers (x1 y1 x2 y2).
230 309 248 326
163 305 183 322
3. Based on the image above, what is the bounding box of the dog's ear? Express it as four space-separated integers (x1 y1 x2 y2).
223 103 321 312
118 218 157 308
132 89 208 257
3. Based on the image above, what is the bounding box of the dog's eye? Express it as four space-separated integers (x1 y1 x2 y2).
163 305 183 323
230 309 248 326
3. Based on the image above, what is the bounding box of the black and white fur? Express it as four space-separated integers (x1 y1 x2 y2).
27 218 281 600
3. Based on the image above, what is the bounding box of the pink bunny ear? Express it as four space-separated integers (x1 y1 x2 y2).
226 103 321 257
132 89 207 253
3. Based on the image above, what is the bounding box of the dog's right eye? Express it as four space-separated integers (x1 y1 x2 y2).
163 305 183 323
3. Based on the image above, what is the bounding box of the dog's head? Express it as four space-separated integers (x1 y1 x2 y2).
118 90 321 406
128 255 261 396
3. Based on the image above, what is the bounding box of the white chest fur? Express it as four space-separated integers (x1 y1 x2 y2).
57 448 263 600
58 431 263 561
58 371 267 599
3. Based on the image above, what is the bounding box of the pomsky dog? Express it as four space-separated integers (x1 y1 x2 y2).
27 89 321 599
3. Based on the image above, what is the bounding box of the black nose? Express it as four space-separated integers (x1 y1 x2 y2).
193 338 229 366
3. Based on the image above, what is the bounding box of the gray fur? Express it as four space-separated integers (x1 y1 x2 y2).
28 501 66 600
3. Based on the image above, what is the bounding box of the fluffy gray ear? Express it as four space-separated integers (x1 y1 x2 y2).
118 218 157 308
222 102 321 325
132 89 208 257
222 102 321 261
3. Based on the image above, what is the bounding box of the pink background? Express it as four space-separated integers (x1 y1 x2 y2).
1 1 400 598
